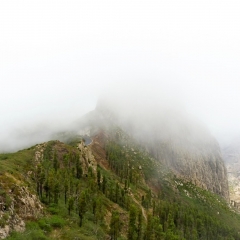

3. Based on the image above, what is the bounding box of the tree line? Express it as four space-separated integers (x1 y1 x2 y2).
32 140 240 239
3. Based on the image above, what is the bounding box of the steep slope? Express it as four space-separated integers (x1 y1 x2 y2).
221 137 240 206
0 148 43 239
140 131 229 200
1 128 240 239
75 101 229 200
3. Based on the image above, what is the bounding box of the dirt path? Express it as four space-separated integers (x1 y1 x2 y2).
132 196 147 221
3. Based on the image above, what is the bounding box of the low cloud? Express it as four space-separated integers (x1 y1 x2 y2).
1 1 240 151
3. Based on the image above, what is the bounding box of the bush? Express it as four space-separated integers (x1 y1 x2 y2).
46 203 59 215
28 230 49 240
0 155 8 160
48 215 65 228
6 229 48 240
47 206 59 215
38 215 65 230
38 219 52 233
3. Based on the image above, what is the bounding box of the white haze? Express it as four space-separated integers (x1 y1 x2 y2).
1 0 240 152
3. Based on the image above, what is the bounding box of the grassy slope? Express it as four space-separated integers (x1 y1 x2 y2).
1 128 240 239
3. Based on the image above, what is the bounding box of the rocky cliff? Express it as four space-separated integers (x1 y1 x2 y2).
0 173 43 239
143 137 229 200
221 137 240 205
79 100 229 200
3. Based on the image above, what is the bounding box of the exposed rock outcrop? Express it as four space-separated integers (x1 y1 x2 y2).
77 140 98 175
125 114 229 200
221 138 240 204
0 174 43 239
145 138 229 200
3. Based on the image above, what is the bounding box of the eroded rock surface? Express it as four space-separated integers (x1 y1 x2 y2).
0 175 43 239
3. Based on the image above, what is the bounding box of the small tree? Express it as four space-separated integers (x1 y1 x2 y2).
97 168 101 189
137 210 143 240
68 197 74 215
102 175 107 194
128 205 137 240
76 156 82 179
110 210 121 240
78 191 87 227
53 150 59 172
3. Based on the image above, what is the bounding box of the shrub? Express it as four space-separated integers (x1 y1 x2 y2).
47 206 59 215
6 229 48 240
38 219 52 233
48 215 65 228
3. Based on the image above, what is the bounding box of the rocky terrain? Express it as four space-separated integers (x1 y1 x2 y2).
1 127 240 239
0 157 43 239
77 102 230 200
143 138 229 200
0 102 238 239
221 138 240 208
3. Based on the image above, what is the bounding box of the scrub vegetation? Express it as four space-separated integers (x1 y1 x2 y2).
1 127 240 239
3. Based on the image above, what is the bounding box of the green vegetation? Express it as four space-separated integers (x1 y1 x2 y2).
105 129 240 239
0 148 35 175
1 128 240 239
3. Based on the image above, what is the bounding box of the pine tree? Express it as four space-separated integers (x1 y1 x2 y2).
115 182 120 203
110 210 121 240
152 216 164 239
128 205 137 240
102 175 107 194
76 155 82 179
36 164 45 198
53 150 59 172
94 196 105 225
78 191 87 227
53 179 60 204
137 210 143 240
145 214 154 240
68 197 74 215
64 177 69 205
97 168 101 189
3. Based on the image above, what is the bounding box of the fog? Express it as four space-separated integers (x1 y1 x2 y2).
1 0 240 152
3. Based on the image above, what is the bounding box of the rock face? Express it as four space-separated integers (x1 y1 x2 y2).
81 100 230 200
0 174 43 239
128 127 229 200
145 138 229 200
221 138 240 204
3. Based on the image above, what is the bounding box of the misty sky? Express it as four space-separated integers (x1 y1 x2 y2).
1 0 240 150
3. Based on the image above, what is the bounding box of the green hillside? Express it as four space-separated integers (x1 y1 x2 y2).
1 127 240 239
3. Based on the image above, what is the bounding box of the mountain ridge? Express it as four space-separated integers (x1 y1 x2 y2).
1 126 240 239
77 102 229 200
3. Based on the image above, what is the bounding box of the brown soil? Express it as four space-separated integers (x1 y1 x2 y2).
90 131 111 171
